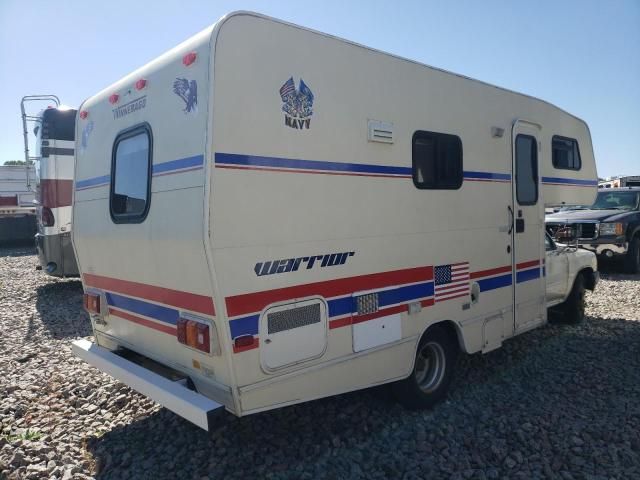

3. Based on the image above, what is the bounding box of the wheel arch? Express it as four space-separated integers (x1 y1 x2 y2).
407 320 464 374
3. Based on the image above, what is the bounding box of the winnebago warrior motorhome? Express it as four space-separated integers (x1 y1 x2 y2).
21 96 79 276
72 12 598 429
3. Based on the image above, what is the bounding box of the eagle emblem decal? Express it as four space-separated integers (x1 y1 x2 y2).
279 77 314 130
173 78 198 114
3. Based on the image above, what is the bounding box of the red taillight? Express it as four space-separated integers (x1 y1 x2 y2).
182 52 197 66
83 293 101 314
109 93 119 104
234 335 254 349
177 317 211 353
79 110 88 119
177 318 188 344
41 207 54 227
135 78 147 90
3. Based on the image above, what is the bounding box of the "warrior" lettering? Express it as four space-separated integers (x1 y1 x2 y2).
255 252 355 277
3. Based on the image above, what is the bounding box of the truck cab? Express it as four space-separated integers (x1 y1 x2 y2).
546 187 640 273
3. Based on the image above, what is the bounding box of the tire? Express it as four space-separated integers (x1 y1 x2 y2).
392 326 458 409
624 236 640 274
561 273 586 324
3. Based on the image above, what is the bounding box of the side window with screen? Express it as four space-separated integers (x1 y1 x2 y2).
412 131 463 190
515 134 538 205
110 124 152 223
552 136 581 170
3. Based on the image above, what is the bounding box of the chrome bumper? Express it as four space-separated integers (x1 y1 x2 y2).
72 339 224 431
582 242 628 257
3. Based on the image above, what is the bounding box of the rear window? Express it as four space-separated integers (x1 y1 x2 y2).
110 124 152 223
552 136 581 170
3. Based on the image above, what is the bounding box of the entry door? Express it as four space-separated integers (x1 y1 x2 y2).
511 120 545 332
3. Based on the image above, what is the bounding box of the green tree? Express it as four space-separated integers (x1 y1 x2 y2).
3 160 33 166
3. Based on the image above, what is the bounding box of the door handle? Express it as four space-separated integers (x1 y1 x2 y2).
507 206 514 235
516 218 525 233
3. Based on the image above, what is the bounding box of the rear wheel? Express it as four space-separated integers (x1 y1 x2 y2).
624 236 640 274
561 273 586 324
392 326 458 409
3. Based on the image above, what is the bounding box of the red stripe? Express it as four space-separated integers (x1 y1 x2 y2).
464 178 510 183
329 316 352 330
436 286 469 296
436 292 469 302
330 297 435 330
108 307 176 336
217 164 411 179
470 265 511 280
84 273 215 316
233 337 259 353
352 304 408 324
40 179 73 208
420 298 435 308
225 266 434 317
436 282 468 292
516 259 540 270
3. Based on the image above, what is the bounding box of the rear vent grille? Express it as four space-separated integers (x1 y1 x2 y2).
267 303 321 334
368 120 394 144
356 293 379 315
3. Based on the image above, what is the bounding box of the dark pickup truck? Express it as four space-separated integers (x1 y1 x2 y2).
546 187 640 273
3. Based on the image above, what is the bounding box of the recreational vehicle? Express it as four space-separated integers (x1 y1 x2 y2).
72 12 599 430
21 96 79 276
0 165 36 244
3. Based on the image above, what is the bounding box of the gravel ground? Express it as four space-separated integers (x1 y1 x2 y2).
1 247 639 480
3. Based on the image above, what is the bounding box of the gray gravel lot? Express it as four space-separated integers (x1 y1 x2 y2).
1 246 639 479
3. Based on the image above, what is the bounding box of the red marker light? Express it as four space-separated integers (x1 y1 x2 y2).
109 93 119 104
83 293 101 314
182 52 197 66
135 78 147 90
234 335 255 348
79 110 88 119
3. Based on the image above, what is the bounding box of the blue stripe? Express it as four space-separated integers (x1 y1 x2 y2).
152 155 204 175
106 292 179 325
464 171 511 181
328 296 353 318
229 315 259 338
478 273 513 292
234 282 435 335
541 176 598 186
76 155 205 190
215 152 412 176
378 282 434 307
216 152 513 184
75 175 110 190
516 268 541 283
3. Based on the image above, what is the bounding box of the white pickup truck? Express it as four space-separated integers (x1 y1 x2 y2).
545 233 599 323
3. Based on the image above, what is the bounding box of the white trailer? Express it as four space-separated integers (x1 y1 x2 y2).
72 12 599 429
21 96 79 276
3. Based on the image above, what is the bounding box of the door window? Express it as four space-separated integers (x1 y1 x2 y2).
515 135 538 205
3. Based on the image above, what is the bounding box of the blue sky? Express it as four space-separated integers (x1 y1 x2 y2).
1 0 638 178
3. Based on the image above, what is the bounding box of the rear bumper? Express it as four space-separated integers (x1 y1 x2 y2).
35 232 79 276
72 339 224 431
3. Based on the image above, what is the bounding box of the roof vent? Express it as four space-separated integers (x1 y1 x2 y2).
368 119 394 144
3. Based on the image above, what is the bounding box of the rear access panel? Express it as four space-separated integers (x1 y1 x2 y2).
260 298 327 371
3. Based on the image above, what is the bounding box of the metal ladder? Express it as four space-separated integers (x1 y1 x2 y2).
20 95 60 190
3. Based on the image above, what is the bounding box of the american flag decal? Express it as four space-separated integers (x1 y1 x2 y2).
434 262 470 302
